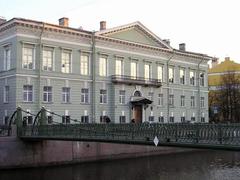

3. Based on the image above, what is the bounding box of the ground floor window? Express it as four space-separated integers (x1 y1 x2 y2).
81 116 89 123
47 116 53 124
62 115 70 124
170 117 174 123
158 116 164 123
191 117 195 122
181 116 185 122
119 116 126 123
149 116 154 122
201 117 205 122
23 116 33 125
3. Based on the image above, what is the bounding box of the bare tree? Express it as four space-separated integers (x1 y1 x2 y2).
217 71 240 123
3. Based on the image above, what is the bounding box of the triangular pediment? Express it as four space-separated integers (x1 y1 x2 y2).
96 21 172 49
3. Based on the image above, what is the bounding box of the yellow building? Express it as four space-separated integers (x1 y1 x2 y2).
209 57 240 122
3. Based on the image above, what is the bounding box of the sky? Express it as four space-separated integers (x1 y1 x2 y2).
1 0 240 63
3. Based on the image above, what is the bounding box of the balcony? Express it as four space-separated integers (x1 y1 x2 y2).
111 75 161 87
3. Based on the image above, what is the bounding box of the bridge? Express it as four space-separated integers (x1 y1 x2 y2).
2 107 240 151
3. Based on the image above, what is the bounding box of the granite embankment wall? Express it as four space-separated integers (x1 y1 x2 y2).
0 128 196 169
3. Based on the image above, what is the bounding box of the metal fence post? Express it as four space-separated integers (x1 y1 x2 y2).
16 107 23 136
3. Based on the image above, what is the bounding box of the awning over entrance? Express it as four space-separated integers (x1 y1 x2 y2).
130 97 153 105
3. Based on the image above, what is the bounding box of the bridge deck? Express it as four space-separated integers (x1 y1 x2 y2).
19 123 240 151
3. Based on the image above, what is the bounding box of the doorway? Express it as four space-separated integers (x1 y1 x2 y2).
133 105 142 123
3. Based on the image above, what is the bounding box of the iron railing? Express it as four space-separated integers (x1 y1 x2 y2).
19 123 240 150
111 75 161 87
0 125 10 137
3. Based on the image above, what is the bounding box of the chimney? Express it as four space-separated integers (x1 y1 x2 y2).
211 57 219 68
0 17 6 25
163 39 170 46
225 57 230 61
59 17 69 27
100 21 106 30
179 43 186 51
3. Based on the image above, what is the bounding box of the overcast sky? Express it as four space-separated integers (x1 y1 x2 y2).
1 0 240 63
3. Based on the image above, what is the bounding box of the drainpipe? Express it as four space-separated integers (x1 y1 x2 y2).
166 51 175 123
38 23 45 110
91 31 96 123
197 56 205 123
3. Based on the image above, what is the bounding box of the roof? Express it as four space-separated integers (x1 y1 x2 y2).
209 59 240 74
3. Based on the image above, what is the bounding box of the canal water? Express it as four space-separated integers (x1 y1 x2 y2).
1 150 240 180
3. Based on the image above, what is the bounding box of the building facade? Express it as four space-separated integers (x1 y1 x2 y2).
0 17 211 124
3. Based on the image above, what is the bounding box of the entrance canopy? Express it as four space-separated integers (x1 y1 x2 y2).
130 97 153 105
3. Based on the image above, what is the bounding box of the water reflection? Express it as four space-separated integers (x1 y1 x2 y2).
1 150 240 180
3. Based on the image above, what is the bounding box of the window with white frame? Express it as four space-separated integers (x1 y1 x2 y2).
81 53 89 75
81 88 89 103
23 85 33 102
170 116 174 123
180 95 185 107
81 116 89 123
157 65 163 82
191 116 196 121
144 64 150 80
62 87 70 103
119 116 126 123
180 68 185 84
119 90 125 104
158 94 163 106
62 115 70 124
43 86 52 103
200 72 205 86
191 96 195 107
61 50 71 73
190 70 195 85
22 44 34 69
181 116 185 122
4 46 11 71
159 116 164 123
99 56 107 76
130 61 137 79
169 94 174 106
3 86 9 103
149 116 154 122
43 47 54 71
100 89 107 104
200 97 205 108
169 67 174 83
201 113 205 122
148 92 154 101
115 58 123 76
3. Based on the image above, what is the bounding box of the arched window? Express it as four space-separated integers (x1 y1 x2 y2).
134 91 141 97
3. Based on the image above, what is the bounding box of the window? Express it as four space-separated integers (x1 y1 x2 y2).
144 64 150 80
181 116 185 122
81 54 89 75
157 66 163 82
47 116 53 124
169 94 174 106
61 50 71 73
62 115 70 124
180 95 185 107
119 116 126 123
158 94 163 106
4 47 11 71
99 56 107 76
149 116 154 122
201 117 205 122
43 86 52 103
81 116 89 123
115 58 123 76
191 96 195 107
180 68 185 84
190 70 195 85
23 85 33 102
81 88 89 103
134 90 141 97
100 115 107 123
200 72 204 86
148 92 154 101
169 67 174 83
23 116 33 125
4 116 9 125
131 62 137 79
4 86 9 103
119 90 125 104
191 117 195 121
170 116 174 123
200 97 205 108
43 48 53 71
100 89 107 104
159 116 164 123
22 45 34 69
62 87 70 103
